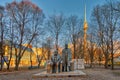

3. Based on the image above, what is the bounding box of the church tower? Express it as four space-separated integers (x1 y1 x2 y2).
83 5 88 59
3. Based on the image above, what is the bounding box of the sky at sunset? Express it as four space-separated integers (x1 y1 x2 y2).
0 0 107 21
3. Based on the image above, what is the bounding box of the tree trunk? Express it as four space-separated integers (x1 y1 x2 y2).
14 59 20 70
90 58 93 68
111 39 114 70
99 57 101 66
30 52 32 68
38 60 42 68
15 62 19 70
7 57 12 70
104 58 108 68
7 64 10 70
111 53 114 70
56 35 58 50
73 43 76 59
38 62 40 68
30 61 32 68
90 61 93 68
0 56 3 70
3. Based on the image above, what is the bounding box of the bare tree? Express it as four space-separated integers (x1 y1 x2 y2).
96 47 103 66
0 5 5 70
91 5 110 68
66 15 83 59
111 1 120 13
46 14 65 50
45 37 52 60
87 33 96 68
0 6 12 70
91 2 120 69
76 32 84 59
6 1 44 70
107 0 120 70
4 19 14 70
35 44 45 68
33 37 47 68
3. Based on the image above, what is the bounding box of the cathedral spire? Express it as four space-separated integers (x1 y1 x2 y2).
83 4 88 30
83 4 88 59
84 4 86 22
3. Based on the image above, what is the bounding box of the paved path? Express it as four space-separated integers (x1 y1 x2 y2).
0 68 120 80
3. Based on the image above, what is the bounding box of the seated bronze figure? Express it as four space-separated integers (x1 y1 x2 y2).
51 50 61 73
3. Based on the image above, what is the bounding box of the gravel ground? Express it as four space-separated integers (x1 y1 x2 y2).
0 69 45 80
83 68 120 80
0 68 120 80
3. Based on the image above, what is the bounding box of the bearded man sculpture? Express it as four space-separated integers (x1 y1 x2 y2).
51 50 61 73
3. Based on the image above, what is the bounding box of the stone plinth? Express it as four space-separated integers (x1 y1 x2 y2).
46 60 53 73
74 59 85 70
32 70 86 80
70 61 74 71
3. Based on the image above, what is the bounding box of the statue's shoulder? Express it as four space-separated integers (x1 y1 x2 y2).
67 48 71 54
62 48 65 52
57 53 60 56
68 48 71 51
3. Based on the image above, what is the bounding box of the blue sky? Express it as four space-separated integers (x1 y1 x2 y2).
0 0 107 21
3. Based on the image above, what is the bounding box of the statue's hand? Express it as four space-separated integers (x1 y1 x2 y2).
60 60 63 63
57 62 59 65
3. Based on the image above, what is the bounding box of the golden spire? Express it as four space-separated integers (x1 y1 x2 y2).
83 4 88 30
83 4 88 59
84 4 86 22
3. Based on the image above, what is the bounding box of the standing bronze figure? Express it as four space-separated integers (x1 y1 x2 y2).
62 44 72 72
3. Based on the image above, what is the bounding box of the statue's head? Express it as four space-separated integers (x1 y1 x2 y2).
54 50 58 56
65 44 68 49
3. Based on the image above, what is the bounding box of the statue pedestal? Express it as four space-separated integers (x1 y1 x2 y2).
47 63 51 73
60 62 63 72
32 70 87 80
46 59 84 74
46 60 53 73
70 61 74 71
